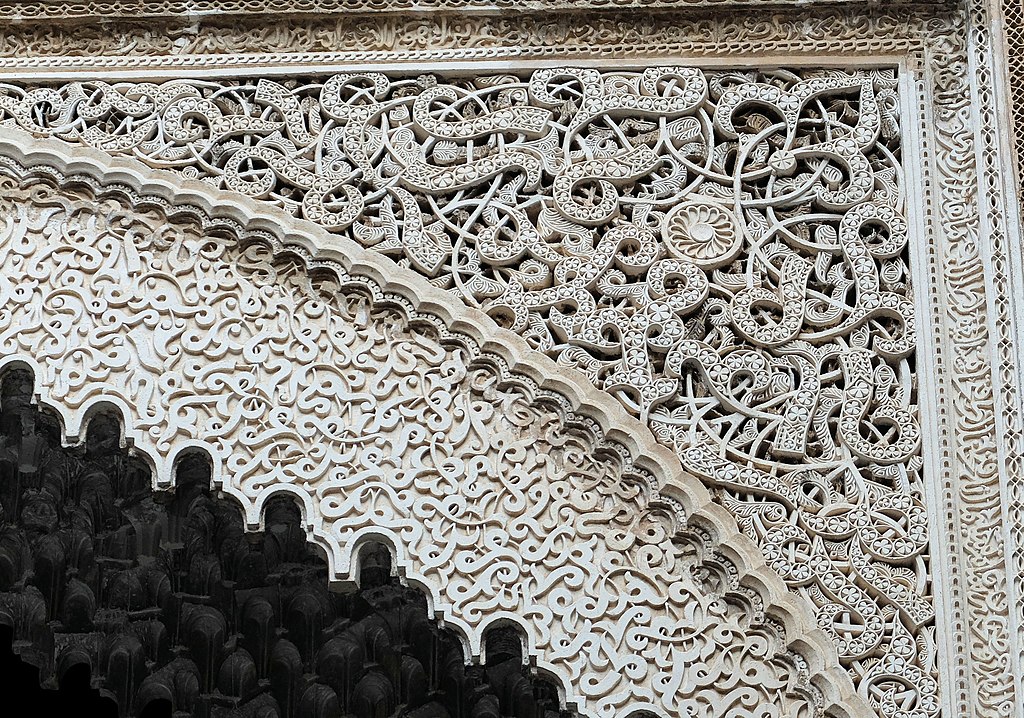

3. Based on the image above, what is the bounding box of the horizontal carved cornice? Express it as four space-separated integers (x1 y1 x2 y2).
0 7 950 66
0 0 954 24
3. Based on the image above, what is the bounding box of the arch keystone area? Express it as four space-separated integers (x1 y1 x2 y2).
0 128 871 718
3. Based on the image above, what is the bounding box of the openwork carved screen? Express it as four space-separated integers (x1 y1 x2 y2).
0 67 931 717
0 67 929 712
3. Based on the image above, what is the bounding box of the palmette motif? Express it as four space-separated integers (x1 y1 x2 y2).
0 173 833 718
0 67 934 716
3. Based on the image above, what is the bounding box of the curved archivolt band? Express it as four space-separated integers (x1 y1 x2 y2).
0 130 868 718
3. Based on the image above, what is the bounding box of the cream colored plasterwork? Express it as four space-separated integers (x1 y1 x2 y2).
0 66 931 715
0 3 1021 718
0 64 939 717
0 0 946 24
0 135 868 718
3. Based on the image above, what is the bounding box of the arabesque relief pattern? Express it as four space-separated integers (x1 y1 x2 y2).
0 171 842 718
0 11 939 62
0 69 934 717
0 374 570 718
0 0 947 23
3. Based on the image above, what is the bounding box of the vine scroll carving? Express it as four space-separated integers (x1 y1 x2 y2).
0 67 933 718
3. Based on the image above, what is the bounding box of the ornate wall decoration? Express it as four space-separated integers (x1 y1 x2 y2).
0 66 932 716
1000 0 1024 193
0 2 1022 718
0 151 868 717
0 10 934 66
0 0 946 23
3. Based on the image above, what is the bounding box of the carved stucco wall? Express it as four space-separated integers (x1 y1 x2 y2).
0 65 933 712
0 0 948 19
0 2 1022 718
0 134 866 718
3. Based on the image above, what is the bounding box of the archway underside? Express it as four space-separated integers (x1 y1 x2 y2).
0 150 870 718
0 369 572 718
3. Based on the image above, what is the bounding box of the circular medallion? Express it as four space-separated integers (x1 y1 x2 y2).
661 198 742 269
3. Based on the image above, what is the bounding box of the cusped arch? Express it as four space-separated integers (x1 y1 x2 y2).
0 130 870 718
0 383 572 718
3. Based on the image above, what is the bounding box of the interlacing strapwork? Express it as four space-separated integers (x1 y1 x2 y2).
0 68 934 716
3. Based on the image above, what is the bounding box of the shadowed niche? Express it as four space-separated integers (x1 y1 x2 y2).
0 369 571 718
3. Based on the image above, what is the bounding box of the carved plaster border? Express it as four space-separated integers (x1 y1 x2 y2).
0 3 1021 718
0 0 948 23
0 126 869 718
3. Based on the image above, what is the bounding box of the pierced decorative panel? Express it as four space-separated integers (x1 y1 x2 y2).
0 66 934 717
1002 1 1024 212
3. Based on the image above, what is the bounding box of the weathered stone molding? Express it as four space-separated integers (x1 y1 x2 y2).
0 10 929 67
0 0 951 24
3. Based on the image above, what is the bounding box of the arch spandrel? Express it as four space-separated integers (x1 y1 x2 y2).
0 130 869 718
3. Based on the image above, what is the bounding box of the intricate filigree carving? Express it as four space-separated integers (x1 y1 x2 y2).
927 4 1024 714
0 11 926 63
0 67 932 717
0 161 866 717
3 0 1023 714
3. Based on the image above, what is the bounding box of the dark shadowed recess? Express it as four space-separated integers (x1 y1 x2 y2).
0 369 572 718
